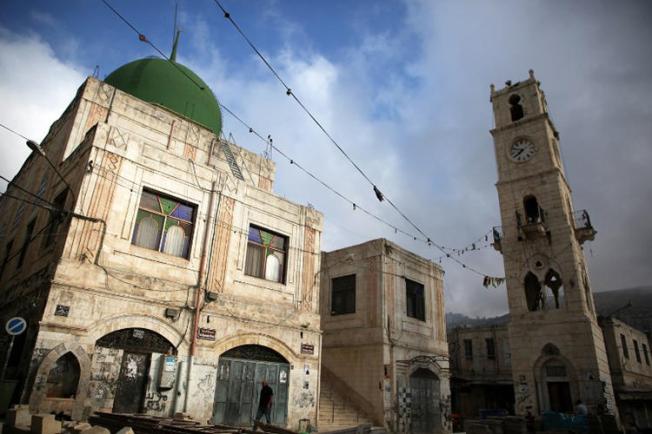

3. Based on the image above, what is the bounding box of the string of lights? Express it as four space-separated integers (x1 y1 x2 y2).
6 0 505 282
208 0 502 278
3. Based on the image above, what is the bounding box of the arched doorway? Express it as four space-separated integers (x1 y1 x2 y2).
410 368 441 434
213 345 290 426
541 358 573 413
46 352 80 398
95 328 176 414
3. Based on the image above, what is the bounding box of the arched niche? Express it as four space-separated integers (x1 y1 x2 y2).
523 195 543 224
509 94 525 121
46 352 80 398
544 269 564 309
524 272 544 311
29 343 91 421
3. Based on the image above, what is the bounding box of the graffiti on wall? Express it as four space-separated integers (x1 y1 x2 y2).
145 391 168 412
295 391 315 409
197 371 215 397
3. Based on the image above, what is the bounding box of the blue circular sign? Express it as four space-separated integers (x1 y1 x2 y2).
5 317 27 336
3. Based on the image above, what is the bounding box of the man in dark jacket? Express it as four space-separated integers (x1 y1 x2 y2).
254 380 274 427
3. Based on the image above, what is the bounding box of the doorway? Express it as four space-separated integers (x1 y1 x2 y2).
213 345 289 426
113 352 150 413
410 368 441 434
95 328 176 414
547 382 572 413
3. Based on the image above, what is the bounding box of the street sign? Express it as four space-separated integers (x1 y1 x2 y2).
5 317 27 336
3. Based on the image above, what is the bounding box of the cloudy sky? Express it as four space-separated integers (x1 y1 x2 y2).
1 1 651 317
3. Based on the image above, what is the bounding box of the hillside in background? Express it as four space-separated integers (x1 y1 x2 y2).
447 286 652 333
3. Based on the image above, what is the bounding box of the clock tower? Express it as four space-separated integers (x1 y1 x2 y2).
489 70 617 416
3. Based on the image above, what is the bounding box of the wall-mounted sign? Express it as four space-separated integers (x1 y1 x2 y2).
55 305 70 317
279 370 287 384
5 317 27 336
198 328 216 341
300 343 314 355
133 329 145 339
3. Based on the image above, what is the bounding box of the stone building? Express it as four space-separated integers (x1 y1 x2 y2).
319 239 450 434
448 316 652 429
447 324 512 419
489 70 617 417
0 51 323 429
600 316 652 429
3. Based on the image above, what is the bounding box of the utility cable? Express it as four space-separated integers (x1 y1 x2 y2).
209 1 501 278
62 0 503 279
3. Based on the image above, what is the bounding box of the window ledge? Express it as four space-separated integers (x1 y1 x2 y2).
120 244 195 269
236 274 290 293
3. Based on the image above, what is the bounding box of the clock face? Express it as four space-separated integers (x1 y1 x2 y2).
509 139 536 162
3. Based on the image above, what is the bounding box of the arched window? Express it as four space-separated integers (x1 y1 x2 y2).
525 272 543 311
134 215 161 250
162 224 187 257
509 94 524 121
523 196 543 224
544 269 564 309
46 352 80 398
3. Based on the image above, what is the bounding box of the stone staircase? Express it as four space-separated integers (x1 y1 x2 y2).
318 370 373 432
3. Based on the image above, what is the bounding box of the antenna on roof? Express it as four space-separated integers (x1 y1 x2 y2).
170 30 181 62
170 2 180 62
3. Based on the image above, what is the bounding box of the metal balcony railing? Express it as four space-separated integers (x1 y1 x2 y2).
492 226 503 252
573 209 596 244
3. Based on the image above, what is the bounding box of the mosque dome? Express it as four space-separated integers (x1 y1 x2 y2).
104 56 222 136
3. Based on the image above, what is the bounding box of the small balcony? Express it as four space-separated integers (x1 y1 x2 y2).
492 226 503 253
517 212 548 241
574 209 596 244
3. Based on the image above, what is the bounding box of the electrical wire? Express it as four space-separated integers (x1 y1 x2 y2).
0 122 30 141
208 1 502 278
16 0 503 280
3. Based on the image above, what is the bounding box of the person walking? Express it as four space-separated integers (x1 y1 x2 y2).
575 399 588 416
254 380 274 427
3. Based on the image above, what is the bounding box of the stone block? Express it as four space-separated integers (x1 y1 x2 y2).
69 423 91 434
30 414 62 434
7 405 32 427
115 428 134 434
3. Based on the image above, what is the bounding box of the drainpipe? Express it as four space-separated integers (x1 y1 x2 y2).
184 180 218 412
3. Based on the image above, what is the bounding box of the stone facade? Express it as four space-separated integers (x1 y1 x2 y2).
320 239 451 433
489 71 617 417
600 317 652 429
448 325 513 419
0 76 323 429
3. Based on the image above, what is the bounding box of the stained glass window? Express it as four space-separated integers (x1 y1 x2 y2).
245 225 287 283
131 189 195 258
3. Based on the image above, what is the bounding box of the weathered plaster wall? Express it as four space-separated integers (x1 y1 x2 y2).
1 76 323 427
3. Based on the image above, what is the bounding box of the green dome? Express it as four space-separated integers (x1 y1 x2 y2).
105 57 222 136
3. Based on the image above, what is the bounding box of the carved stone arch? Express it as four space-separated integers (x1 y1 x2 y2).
542 343 560 356
86 314 189 354
211 333 299 363
29 343 91 420
533 352 580 413
406 356 447 380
